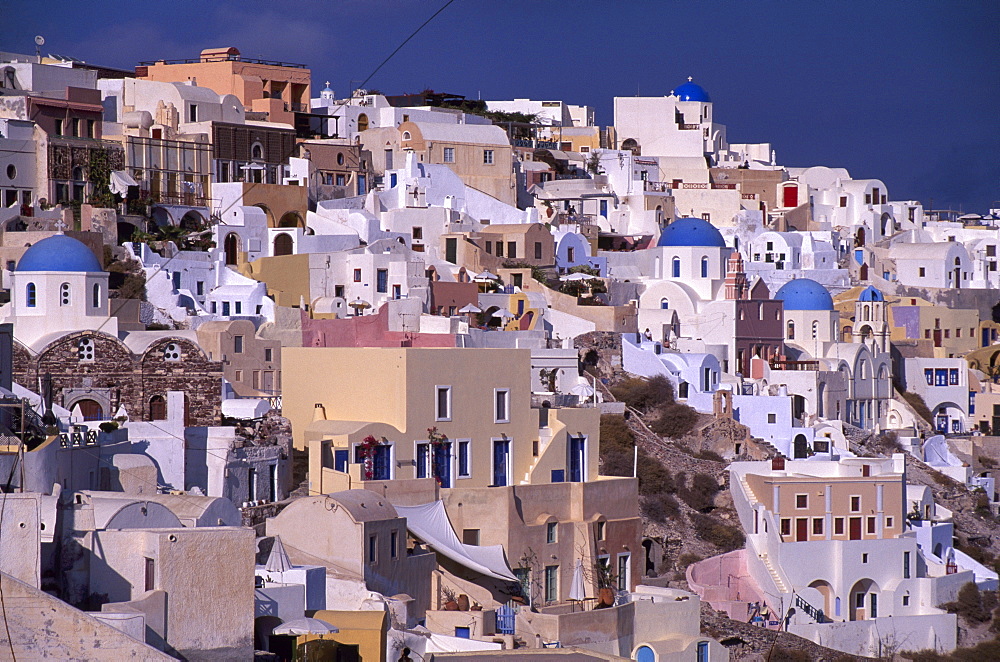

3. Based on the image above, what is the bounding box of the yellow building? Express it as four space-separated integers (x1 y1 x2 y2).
282 347 641 606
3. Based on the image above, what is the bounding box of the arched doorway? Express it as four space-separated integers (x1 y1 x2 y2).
808 580 835 619
849 578 880 621
793 434 809 459
855 227 866 247
620 138 640 156
180 210 204 230
357 113 369 132
74 399 104 421
273 233 293 256
224 233 240 266
254 203 275 227
149 395 167 421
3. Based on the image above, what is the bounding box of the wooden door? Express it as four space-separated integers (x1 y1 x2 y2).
796 518 809 542
849 517 862 540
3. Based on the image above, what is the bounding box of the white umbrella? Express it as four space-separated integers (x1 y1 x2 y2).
569 382 595 398
475 270 498 281
273 618 339 636
492 308 514 319
264 536 293 578
458 303 482 314
568 559 587 602
560 272 593 282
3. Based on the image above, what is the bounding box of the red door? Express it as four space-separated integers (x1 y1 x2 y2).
849 517 862 540
796 518 809 542
783 185 798 208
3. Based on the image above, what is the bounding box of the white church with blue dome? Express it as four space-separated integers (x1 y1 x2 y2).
1 233 118 349
773 278 892 430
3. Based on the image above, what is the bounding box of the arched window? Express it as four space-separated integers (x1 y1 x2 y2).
700 256 709 278
787 321 795 339
26 282 36 307
671 257 680 278
251 143 263 160
149 395 167 421
401 131 411 141
812 320 819 339
660 298 669 310
92 283 101 308
357 113 369 132
758 303 764 320
863 304 870 321
60 283 70 306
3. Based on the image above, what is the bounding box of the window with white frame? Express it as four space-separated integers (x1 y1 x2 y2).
436 386 452 421
457 440 471 478
483 149 494 165
494 388 510 423
415 442 430 479
443 147 455 163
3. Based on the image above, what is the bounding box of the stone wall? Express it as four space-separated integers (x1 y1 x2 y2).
14 331 222 425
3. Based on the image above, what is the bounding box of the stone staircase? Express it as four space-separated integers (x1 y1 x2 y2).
760 552 789 594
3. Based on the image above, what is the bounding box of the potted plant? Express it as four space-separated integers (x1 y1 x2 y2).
358 435 381 480
594 561 618 608
427 427 448 486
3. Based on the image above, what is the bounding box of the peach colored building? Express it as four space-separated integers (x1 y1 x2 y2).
137 47 310 125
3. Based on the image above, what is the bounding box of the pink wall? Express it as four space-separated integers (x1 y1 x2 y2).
301 306 456 348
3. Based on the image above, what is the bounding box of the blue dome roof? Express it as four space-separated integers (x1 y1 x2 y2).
657 217 727 248
16 234 103 272
858 285 884 302
672 78 711 103
775 279 834 311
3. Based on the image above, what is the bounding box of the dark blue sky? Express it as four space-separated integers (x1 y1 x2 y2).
8 0 998 213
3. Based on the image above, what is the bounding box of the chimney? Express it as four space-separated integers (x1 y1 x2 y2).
313 403 326 421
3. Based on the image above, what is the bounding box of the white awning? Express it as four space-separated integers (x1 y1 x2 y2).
109 170 138 196
395 500 517 581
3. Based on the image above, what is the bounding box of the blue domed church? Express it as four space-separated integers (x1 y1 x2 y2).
1 234 223 425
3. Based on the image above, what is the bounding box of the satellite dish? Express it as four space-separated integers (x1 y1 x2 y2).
35 35 45 46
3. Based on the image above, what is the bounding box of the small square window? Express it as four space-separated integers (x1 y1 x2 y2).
595 521 606 541
834 517 844 535
862 553 868 564
780 518 791 537
483 149 494 165
795 494 808 509
353 268 362 283
546 521 557 544
462 529 480 545
412 226 423 240
264 348 273 362
867 517 876 534
767 413 776 424
443 147 455 163
919 267 926 277
850 496 861 512
812 518 824 535
234 335 244 354
885 516 894 529
902 595 910 606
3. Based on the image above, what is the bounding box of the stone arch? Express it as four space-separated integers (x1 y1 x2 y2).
149 395 166 421
180 210 205 230
71 398 104 421
254 203 275 227
278 211 303 229
793 433 809 458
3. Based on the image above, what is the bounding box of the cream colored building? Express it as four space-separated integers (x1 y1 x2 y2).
282 347 642 606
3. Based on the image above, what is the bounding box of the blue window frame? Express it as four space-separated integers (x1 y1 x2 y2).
416 442 429 479
949 369 959 385
26 283 36 307
701 256 709 278
672 257 680 278
935 369 947 386
924 369 933 385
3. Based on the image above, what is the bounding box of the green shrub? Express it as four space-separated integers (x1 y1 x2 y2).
599 449 633 477
599 415 634 454
901 391 933 424
650 402 699 438
638 454 674 496
678 472 720 511
610 375 674 414
691 514 745 552
942 582 991 623
643 494 680 523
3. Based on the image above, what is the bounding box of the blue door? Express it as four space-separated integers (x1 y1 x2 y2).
334 449 349 472
434 442 452 488
600 199 608 218
493 439 510 486
373 445 391 480
390 173 397 188
222 301 230 316
569 437 585 482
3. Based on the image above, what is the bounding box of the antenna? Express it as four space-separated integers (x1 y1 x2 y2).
34 35 44 63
